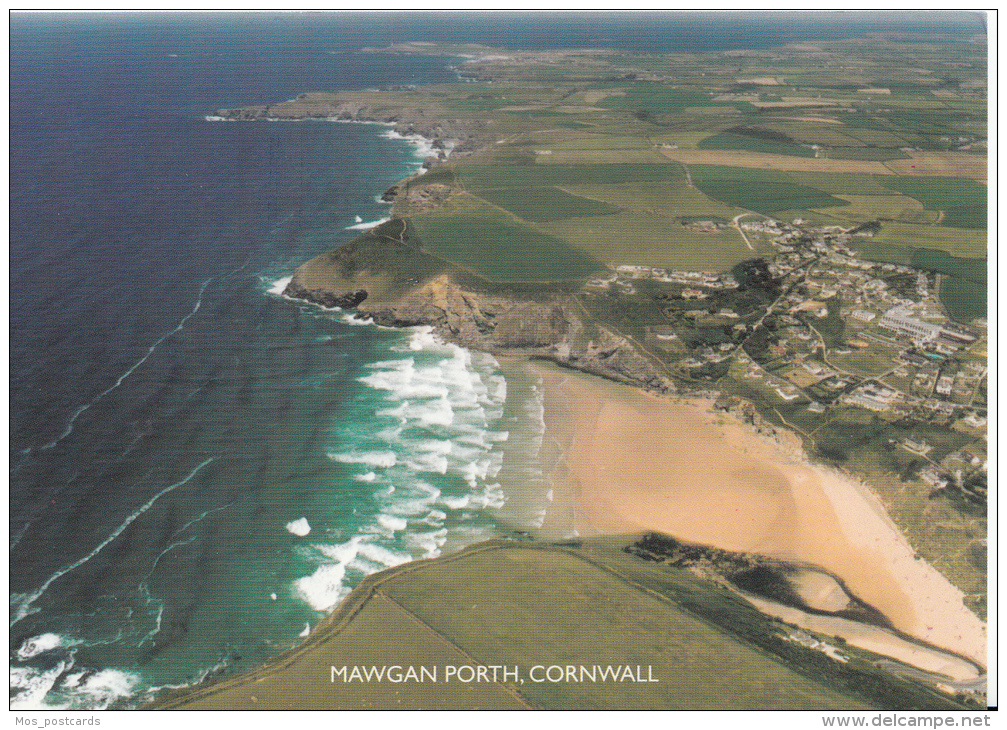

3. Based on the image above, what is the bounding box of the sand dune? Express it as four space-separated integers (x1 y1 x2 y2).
532 363 986 667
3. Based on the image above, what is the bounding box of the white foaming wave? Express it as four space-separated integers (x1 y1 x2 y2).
76 669 141 710
375 401 410 420
380 130 441 161
62 671 86 689
292 562 348 612
314 536 366 566
327 451 397 469
285 518 311 537
10 660 74 709
267 276 293 296
405 452 449 475
377 514 408 532
358 363 453 401
289 327 520 617
366 357 415 371
10 663 141 711
382 489 441 516
416 438 454 456
344 217 390 230
405 528 449 560
15 632 65 660
421 509 447 527
292 535 413 612
441 495 471 510
341 313 374 326
354 215 363 223
355 542 411 568
376 426 404 442
531 507 548 529
486 372 508 403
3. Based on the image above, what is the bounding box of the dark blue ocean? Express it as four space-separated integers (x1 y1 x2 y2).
9 12 984 709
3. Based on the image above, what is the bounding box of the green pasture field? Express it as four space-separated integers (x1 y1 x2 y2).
826 148 911 161
556 180 745 219
810 194 933 224
691 177 848 214
862 222 986 260
698 132 815 158
547 135 652 150
785 171 898 196
384 540 889 711
648 130 731 148
458 162 688 190
410 195 605 282
539 211 766 272
878 176 987 229
760 124 866 148
474 186 623 223
598 84 716 115
939 276 987 322
910 248 987 283
688 164 792 183
827 346 902 378
832 127 911 147
534 149 671 165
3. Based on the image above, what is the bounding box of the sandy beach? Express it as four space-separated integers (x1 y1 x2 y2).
530 362 987 669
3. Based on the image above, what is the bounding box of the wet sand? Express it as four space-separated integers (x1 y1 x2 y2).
530 362 986 668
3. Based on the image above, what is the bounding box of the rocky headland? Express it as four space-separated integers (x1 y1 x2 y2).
282 219 677 395
213 92 489 158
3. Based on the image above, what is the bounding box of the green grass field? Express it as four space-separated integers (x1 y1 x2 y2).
411 195 605 282
476 186 623 222
540 212 764 272
557 180 745 219
811 194 935 224
878 176 987 229
691 174 849 214
863 222 986 259
826 147 911 161
459 162 688 190
939 276 987 322
534 149 672 165
547 135 652 150
598 84 716 115
698 131 816 158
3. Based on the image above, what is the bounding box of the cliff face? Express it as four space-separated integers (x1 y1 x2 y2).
283 238 676 394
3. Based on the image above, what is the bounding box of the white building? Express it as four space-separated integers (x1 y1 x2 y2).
879 306 942 342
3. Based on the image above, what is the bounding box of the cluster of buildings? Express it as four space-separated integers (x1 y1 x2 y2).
587 266 739 295
878 304 978 352
588 215 985 493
